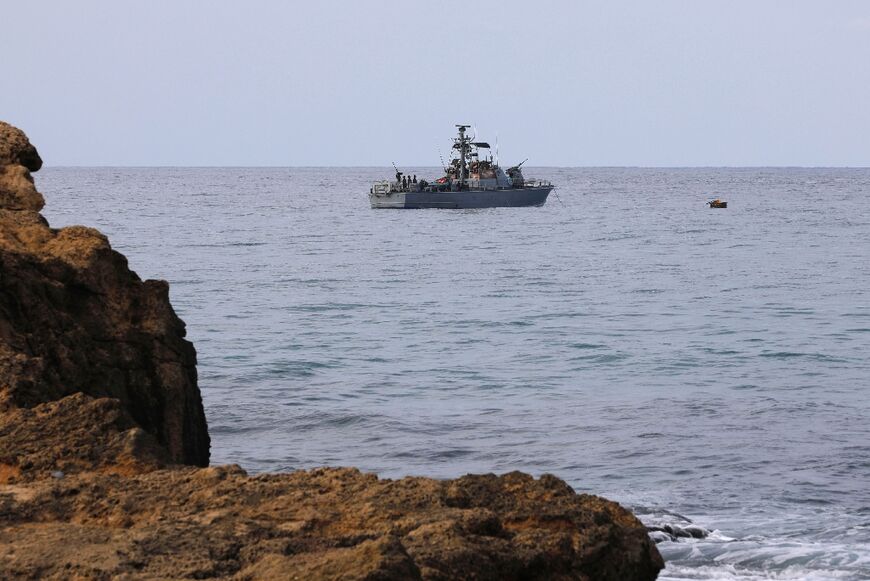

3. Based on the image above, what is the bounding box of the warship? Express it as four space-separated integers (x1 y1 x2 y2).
369 125 554 209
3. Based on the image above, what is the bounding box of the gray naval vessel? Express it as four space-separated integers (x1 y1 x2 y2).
369 125 553 209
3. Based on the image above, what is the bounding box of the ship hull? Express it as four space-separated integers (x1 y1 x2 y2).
369 186 552 209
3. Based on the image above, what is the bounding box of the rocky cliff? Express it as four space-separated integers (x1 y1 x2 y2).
0 122 663 579
0 120 210 467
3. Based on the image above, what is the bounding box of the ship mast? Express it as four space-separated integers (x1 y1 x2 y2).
455 124 470 188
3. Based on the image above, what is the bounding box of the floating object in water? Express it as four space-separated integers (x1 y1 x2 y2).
707 199 727 208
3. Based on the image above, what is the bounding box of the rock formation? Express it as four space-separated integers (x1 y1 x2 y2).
0 122 44 212
0 467 663 580
0 122 664 579
0 120 210 467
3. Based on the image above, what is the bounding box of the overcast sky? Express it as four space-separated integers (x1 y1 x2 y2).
3 1 869 166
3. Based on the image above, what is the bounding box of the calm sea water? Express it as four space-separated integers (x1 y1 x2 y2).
41 167 870 580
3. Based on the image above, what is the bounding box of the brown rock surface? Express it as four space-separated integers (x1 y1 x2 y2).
0 122 664 579
0 121 43 171
0 121 43 212
0 390 170 483
0 467 663 580
0 121 209 466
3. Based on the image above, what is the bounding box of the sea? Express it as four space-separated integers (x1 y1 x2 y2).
41 167 870 580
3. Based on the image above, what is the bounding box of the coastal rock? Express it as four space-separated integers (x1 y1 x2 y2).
0 120 209 466
0 164 44 211
0 121 42 171
0 390 169 483
0 467 664 580
647 523 710 543
0 121 43 211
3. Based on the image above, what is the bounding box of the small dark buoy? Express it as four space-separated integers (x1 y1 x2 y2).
707 199 727 208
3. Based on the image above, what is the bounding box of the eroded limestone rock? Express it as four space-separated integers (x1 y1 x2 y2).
0 120 209 466
0 467 664 580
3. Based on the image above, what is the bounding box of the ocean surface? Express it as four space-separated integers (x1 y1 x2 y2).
41 167 870 580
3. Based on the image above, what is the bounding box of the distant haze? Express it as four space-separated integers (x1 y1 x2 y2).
3 1 869 167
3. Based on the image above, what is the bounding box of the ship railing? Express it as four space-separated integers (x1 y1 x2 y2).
522 179 552 188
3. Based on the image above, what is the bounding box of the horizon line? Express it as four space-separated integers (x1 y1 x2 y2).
39 164 870 170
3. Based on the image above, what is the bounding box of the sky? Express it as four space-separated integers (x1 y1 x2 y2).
2 1 869 166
